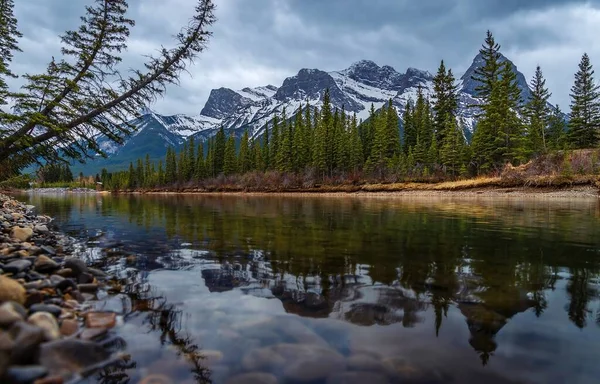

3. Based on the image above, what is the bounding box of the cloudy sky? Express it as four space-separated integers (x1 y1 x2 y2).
10 0 600 116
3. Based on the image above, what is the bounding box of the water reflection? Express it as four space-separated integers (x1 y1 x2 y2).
19 193 600 384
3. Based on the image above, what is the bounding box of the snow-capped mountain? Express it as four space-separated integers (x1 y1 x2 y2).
79 52 535 172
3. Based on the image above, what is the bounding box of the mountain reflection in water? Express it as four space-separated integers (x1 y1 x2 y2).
19 193 600 384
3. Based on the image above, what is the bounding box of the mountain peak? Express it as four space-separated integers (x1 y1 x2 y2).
344 60 404 91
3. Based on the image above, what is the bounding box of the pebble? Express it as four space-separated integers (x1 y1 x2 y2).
9 321 45 365
63 258 88 277
225 372 278 384
85 312 117 329
11 227 33 242
3 259 32 274
0 275 26 305
28 312 61 341
29 304 62 318
0 330 14 378
78 272 94 284
4 365 49 383
0 301 25 327
35 225 49 233
34 256 59 272
77 283 98 293
59 319 79 336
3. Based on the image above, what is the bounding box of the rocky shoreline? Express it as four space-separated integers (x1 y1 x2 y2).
0 193 124 384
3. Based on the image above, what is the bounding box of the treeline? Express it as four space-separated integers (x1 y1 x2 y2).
99 31 599 190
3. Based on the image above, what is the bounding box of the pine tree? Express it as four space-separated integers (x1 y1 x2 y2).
0 0 217 180
349 113 363 171
186 136 196 180
568 53 600 148
144 154 152 187
194 143 206 180
292 105 306 171
440 115 467 176
432 60 459 142
270 114 280 171
525 66 551 154
214 126 226 174
547 105 567 150
0 0 22 105
238 130 251 174
128 162 135 189
157 160 165 185
472 30 502 104
165 147 177 183
385 100 400 157
402 102 416 153
427 131 438 167
261 124 270 171
223 134 237 175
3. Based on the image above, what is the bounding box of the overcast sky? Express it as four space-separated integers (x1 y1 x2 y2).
10 0 600 116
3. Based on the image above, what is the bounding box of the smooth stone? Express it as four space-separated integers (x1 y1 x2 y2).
3 259 32 274
326 371 390 384
63 259 87 277
77 272 94 284
87 268 107 278
39 339 111 375
55 269 73 278
5 365 49 383
49 275 65 285
59 319 79 336
0 301 25 326
40 246 56 256
225 372 278 384
11 227 33 242
9 321 45 364
29 304 62 318
0 275 26 305
55 279 77 292
0 330 14 378
85 312 116 329
28 312 60 341
34 256 59 272
77 283 98 293
34 225 49 233
79 327 107 341
25 291 44 307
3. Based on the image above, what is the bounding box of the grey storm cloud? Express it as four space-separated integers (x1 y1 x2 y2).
9 0 600 115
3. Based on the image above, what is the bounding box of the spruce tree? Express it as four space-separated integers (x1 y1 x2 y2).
261 124 270 171
349 113 363 171
165 147 177 184
0 0 217 179
238 130 251 174
385 100 401 157
472 30 502 104
223 134 237 175
214 126 226 174
440 115 467 176
128 162 135 188
270 114 280 170
402 102 416 153
525 66 551 154
186 136 196 180
157 161 165 185
432 60 459 142
144 154 152 187
195 143 206 180
497 61 526 164
568 53 600 148
547 105 567 150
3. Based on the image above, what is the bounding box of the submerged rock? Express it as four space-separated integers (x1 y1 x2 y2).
85 312 117 329
39 339 111 375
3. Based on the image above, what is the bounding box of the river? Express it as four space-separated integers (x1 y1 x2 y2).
18 193 600 384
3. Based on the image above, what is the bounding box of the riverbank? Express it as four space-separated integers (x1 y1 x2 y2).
0 193 124 383
109 176 600 199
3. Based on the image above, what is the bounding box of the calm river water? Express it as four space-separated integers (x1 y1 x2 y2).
18 193 600 384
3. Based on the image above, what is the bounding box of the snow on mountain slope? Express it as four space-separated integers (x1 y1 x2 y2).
86 52 537 171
